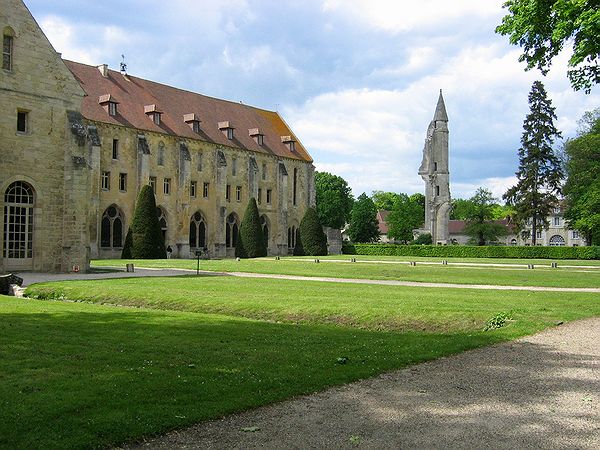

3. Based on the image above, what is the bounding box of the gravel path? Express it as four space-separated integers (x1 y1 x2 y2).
128 317 600 449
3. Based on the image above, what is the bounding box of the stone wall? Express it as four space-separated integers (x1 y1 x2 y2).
0 0 89 273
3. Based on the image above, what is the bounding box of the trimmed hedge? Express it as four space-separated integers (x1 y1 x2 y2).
342 243 600 260
295 207 328 256
125 185 166 259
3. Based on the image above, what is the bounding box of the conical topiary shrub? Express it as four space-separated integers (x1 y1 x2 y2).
297 207 328 256
235 198 267 258
129 185 166 259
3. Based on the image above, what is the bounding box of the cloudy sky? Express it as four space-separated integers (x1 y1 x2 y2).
26 0 599 200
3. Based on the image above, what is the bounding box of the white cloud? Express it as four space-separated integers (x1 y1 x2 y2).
322 0 503 33
452 176 518 199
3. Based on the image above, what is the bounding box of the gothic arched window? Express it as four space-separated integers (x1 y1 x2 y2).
189 211 206 249
100 205 124 248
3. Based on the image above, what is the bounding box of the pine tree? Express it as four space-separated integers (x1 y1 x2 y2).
503 81 563 244
128 185 166 259
235 198 267 258
348 193 380 243
297 207 328 256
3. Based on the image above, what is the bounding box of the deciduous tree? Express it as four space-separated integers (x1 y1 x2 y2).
386 193 425 243
348 193 380 243
315 172 354 229
496 0 600 92
564 109 600 245
463 188 509 246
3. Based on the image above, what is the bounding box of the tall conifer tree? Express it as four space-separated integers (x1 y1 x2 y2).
503 81 563 244
235 198 267 258
125 185 166 259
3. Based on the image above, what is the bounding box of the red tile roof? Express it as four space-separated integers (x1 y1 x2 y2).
65 61 312 163
377 210 390 234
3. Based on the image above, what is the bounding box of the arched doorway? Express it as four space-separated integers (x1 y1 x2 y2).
3 181 35 269
260 215 269 248
156 207 167 242
549 235 565 246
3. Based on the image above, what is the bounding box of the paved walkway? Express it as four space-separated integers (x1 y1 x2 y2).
17 267 600 293
127 317 600 449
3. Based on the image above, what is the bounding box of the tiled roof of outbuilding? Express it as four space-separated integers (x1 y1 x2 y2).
64 61 312 163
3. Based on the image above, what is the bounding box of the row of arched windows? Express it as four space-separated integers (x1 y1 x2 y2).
98 206 272 251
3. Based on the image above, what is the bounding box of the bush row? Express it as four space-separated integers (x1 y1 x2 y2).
341 243 600 260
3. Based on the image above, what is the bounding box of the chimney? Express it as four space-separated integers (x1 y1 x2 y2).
97 64 109 78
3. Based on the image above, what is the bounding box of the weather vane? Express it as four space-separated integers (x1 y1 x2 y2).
120 54 127 74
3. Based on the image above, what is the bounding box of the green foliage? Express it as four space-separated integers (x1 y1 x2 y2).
342 243 600 260
463 188 509 246
121 228 132 259
129 185 166 259
450 198 475 220
297 207 328 256
348 193 380 243
315 172 354 229
235 198 267 258
385 193 425 243
496 0 600 92
371 191 402 210
412 233 432 245
564 109 600 245
504 81 563 245
484 311 514 331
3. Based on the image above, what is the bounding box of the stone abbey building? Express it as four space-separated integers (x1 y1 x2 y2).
1 0 315 273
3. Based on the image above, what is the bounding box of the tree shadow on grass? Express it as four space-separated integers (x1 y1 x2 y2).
0 299 511 450
163 320 600 449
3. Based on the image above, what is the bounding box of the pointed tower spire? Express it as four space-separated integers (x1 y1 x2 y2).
433 89 448 122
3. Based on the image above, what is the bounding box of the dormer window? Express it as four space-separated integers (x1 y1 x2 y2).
249 128 265 146
184 113 201 133
3 30 14 71
98 94 119 117
281 136 296 152
144 104 162 125
218 121 235 140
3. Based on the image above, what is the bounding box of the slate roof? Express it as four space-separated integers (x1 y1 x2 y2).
64 61 312 163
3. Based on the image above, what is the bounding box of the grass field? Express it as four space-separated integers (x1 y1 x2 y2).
4 260 600 449
93 257 600 288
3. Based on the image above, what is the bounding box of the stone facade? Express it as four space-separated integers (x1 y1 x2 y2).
1 0 315 272
0 0 90 273
417 90 451 244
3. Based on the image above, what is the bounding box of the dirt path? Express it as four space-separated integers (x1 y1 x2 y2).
127 317 600 449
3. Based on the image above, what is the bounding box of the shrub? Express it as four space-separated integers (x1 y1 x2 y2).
129 185 166 259
235 198 267 258
412 233 432 245
297 207 328 256
341 243 600 260
121 228 133 259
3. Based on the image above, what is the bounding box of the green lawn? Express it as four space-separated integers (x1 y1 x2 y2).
5 271 600 449
93 257 600 288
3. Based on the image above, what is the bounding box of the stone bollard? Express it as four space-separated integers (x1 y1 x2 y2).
551 262 558 268
275 256 280 261
351 257 356 263
126 263 134 273
527 264 534 269
410 261 417 266
442 260 448 265
314 259 320 263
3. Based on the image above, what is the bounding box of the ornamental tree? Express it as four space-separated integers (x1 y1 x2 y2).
348 193 380 243
235 198 267 258
315 171 354 229
496 0 600 93
296 207 328 256
127 185 166 259
503 81 563 245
